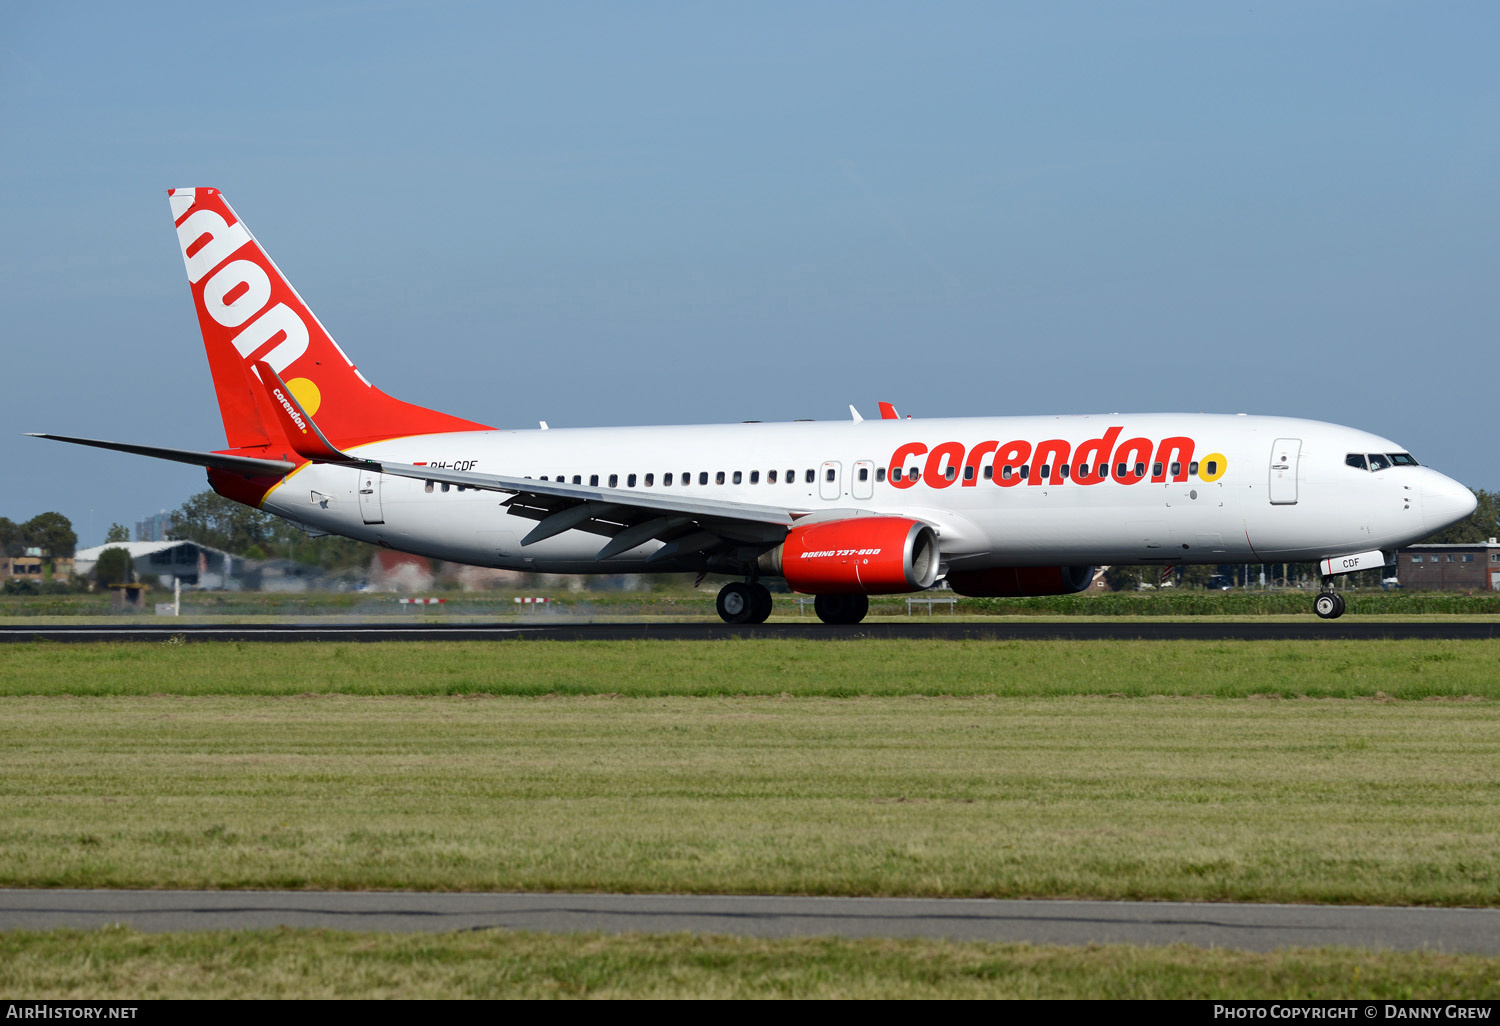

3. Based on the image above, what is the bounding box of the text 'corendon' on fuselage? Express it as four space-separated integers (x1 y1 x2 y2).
887 427 1228 489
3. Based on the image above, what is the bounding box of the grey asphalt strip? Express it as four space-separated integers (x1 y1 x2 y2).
4 621 1500 642
2 891 1497 952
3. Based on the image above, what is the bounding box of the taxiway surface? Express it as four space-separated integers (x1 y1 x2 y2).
2 890 1496 952
2 621 1498 642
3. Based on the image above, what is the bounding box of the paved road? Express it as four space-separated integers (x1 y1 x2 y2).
3 620 1500 642
2 890 1496 952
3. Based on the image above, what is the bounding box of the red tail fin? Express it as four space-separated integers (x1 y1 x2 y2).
168 187 492 451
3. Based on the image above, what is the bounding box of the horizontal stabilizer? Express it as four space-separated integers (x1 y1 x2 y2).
27 433 295 476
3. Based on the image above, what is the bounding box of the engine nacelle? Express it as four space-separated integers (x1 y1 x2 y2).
946 565 1096 597
758 517 940 594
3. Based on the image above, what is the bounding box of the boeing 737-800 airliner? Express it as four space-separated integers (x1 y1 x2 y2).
31 188 1478 623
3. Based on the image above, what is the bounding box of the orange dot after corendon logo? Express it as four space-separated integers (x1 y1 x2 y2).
286 378 321 416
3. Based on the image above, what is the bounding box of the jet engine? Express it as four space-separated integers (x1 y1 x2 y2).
757 517 939 594
945 565 1096 597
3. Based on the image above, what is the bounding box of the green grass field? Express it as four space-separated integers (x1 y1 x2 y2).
4 637 1500 699
5 928 1497 999
3 638 1498 997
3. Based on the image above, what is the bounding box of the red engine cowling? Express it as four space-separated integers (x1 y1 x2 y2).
757 517 940 594
946 565 1096 597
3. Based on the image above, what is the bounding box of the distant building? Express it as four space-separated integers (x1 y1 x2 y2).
135 512 174 542
74 541 242 589
367 551 435 592
2 547 74 582
1396 540 1500 592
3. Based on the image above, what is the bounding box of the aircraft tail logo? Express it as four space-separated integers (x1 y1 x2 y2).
168 187 492 451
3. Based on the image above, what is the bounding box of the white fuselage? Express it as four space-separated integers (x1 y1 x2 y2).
257 413 1474 576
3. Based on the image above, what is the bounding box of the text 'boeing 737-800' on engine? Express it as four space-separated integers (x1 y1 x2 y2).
29 188 1478 623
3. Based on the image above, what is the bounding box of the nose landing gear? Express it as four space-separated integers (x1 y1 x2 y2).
716 581 773 624
1314 577 1346 619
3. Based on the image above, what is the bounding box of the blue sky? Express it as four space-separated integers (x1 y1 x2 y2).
3 2 1497 545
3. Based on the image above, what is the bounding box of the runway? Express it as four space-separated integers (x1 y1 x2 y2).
2 890 1496 952
2 620 1499 642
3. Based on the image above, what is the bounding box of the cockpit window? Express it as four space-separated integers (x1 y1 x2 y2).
1345 454 1367 471
1367 453 1392 472
1389 453 1420 466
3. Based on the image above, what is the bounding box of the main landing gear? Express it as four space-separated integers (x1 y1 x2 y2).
713 583 872 625
812 593 868 625
1314 578 1346 620
716 581 774 624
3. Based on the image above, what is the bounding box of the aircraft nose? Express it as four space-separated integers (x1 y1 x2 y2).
1421 472 1478 534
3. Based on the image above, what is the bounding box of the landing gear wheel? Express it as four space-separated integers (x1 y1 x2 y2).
1314 592 1345 620
747 583 773 624
813 593 869 625
717 582 757 624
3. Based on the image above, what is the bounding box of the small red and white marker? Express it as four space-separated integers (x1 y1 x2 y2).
513 596 550 604
399 597 446 605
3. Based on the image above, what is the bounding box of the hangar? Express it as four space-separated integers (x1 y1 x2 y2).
1395 540 1500 592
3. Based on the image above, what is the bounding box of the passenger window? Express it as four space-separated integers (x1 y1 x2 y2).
1134 463 1145 477
1205 461 1218 475
732 471 741 484
590 475 599 486
963 466 973 481
442 482 450 492
876 467 885 482
540 476 548 481
750 470 759 484
457 485 465 492
1020 465 1029 480
910 468 921 482
608 474 618 488
424 481 434 493
983 466 993 480
627 474 636 487
768 470 777 484
805 469 815 483
786 469 795 483
1170 462 1180 476
892 468 903 482
700 472 709 485
716 471 726 485
825 468 835 482
859 467 869 481
664 473 673 486
1059 464 1069 479
1153 463 1163 477
1116 463 1127 478
683 471 691 485
1002 466 1012 479
645 474 653 487
1345 454 1368 471
1188 462 1198 476
1367 454 1391 471
1039 465 1049 480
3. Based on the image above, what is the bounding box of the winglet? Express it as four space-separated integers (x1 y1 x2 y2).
251 360 364 465
878 402 900 420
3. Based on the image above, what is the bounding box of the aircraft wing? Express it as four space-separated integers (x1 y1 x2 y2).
377 462 797 562
249 361 799 564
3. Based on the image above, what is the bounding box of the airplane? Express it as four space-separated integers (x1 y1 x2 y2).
31 188 1478 624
